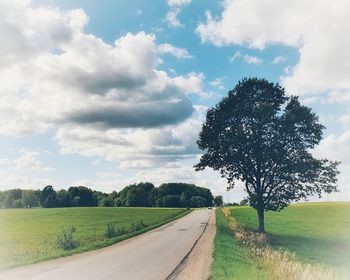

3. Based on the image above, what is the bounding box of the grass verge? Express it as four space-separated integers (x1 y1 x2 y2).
209 208 267 280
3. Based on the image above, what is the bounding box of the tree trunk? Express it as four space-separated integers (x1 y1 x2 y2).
257 207 265 232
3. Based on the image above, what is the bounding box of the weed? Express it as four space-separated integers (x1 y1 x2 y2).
57 226 77 250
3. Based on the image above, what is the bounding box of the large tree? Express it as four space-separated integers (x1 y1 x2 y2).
195 78 339 232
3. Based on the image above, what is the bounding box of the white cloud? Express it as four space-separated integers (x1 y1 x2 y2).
243 54 262 64
272 55 287 64
209 77 226 90
228 51 242 63
158 43 192 59
14 150 55 171
167 0 191 7
55 106 206 169
228 52 262 64
166 8 182 28
313 131 350 200
196 0 350 97
165 0 191 28
0 2 205 136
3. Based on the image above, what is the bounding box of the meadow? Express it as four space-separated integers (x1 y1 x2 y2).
231 203 350 270
211 202 350 280
0 207 189 269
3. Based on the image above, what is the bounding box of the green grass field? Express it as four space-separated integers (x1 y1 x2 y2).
0 207 189 269
230 203 350 271
210 209 267 280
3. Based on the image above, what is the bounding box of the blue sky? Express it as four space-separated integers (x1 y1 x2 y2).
0 0 349 202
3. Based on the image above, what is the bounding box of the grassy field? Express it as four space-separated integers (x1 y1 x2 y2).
230 203 350 272
0 207 190 269
210 209 267 280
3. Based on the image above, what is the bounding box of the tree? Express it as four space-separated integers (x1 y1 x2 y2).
57 190 71 207
195 78 339 232
162 195 181 207
22 190 40 207
40 185 57 208
214 195 224 207
191 196 207 208
68 186 97 207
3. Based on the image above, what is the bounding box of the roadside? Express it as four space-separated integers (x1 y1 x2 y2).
210 208 266 280
0 210 210 280
169 209 216 280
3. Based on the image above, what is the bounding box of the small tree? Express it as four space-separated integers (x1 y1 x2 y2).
195 78 339 232
214 195 224 207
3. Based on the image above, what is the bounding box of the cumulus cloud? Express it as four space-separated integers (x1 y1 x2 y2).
272 55 287 64
165 0 191 28
165 8 183 28
14 150 55 171
158 43 192 59
243 54 262 64
55 106 205 169
0 1 204 136
313 131 350 199
196 0 350 96
167 0 191 7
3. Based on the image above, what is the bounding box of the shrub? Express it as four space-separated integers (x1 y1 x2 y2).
130 220 146 232
104 223 116 238
57 226 77 250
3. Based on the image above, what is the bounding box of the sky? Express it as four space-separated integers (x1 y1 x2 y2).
0 0 349 202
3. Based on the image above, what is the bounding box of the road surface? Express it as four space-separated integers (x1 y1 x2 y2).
0 209 212 280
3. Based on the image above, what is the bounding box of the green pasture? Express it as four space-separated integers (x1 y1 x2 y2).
230 203 350 270
0 207 189 269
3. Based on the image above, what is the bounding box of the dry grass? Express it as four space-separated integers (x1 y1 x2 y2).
222 208 346 280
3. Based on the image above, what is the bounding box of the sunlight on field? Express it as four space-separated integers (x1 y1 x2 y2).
0 207 187 269
230 203 350 272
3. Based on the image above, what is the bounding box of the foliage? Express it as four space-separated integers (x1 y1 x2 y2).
0 182 213 209
214 195 224 206
240 198 249 206
195 78 339 232
161 195 181 207
104 223 117 238
68 186 97 207
57 226 77 250
191 196 207 207
40 185 57 208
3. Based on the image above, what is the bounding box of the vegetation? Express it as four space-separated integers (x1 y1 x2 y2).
0 182 214 209
230 203 350 272
210 209 267 280
0 207 190 269
214 195 224 207
211 204 349 280
57 226 77 250
195 78 339 232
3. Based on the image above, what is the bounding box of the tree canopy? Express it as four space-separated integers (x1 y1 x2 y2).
195 78 339 232
0 182 213 209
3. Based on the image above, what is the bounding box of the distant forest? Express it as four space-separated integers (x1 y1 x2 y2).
0 182 222 209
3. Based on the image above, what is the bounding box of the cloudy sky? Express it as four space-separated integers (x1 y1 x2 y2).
0 0 349 202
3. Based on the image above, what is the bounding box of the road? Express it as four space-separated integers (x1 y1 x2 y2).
0 209 212 280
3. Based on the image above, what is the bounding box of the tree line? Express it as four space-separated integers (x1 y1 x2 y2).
0 182 222 209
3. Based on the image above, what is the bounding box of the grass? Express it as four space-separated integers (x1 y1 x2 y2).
230 202 350 273
0 207 190 270
210 208 267 280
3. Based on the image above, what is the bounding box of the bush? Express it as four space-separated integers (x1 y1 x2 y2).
130 220 146 232
104 223 116 238
57 226 77 250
